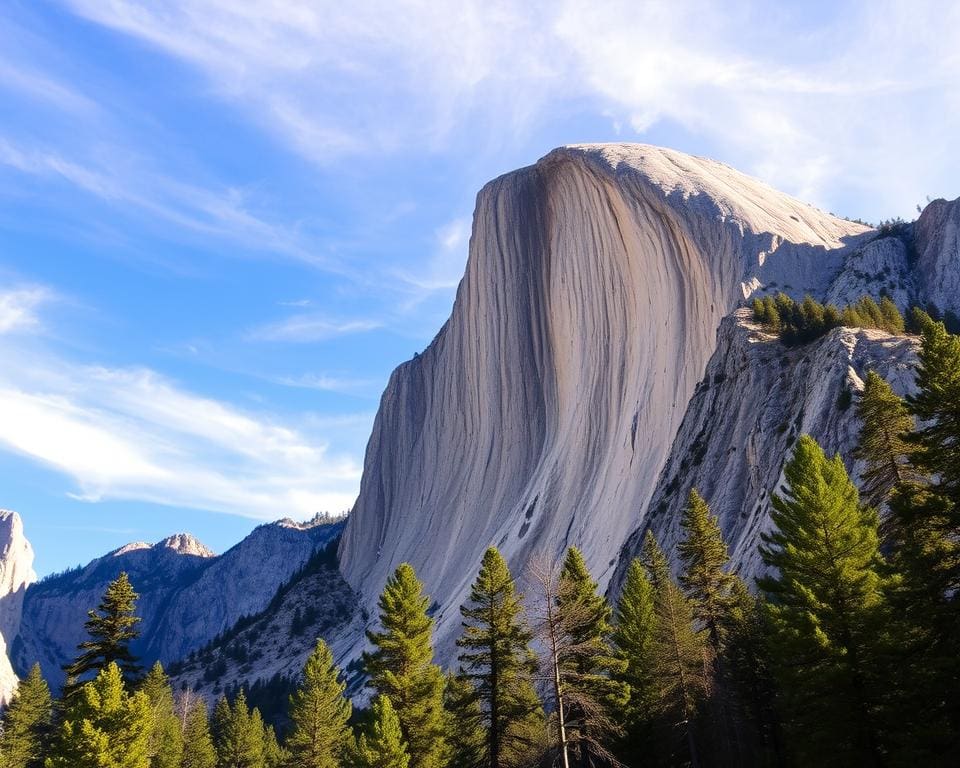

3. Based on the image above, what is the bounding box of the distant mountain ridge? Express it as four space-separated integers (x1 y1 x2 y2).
12 515 344 690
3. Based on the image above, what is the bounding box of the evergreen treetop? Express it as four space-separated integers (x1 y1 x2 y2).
0 663 52 768
355 695 411 768
47 662 152 768
363 562 447 768
142 662 183 768
758 434 889 765
286 638 352 768
64 571 142 692
855 370 916 507
457 547 544 768
180 698 216 768
677 489 737 649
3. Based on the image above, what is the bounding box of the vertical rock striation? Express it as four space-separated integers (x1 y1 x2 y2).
0 510 35 706
339 144 871 650
914 197 960 319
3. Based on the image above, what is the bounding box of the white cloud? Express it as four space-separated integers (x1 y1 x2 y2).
0 136 345 272
0 287 52 334
0 350 363 519
246 314 382 343
271 373 377 395
57 0 960 218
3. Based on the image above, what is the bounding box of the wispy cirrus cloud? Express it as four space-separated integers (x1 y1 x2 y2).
0 281 365 520
271 372 378 395
246 313 382 343
57 0 960 218
0 136 346 272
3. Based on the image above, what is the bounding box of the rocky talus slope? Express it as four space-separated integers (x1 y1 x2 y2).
13 517 343 688
0 510 35 706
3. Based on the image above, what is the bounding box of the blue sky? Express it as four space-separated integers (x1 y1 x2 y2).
1 0 958 576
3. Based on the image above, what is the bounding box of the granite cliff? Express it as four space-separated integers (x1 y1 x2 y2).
340 144 864 651
0 510 35 706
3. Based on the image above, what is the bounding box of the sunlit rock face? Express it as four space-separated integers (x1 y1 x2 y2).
339 144 873 653
0 510 35 706
610 310 919 595
914 197 960 319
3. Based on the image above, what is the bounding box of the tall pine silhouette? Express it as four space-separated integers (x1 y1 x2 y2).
759 435 888 766
456 547 544 768
855 370 916 507
286 639 352 768
363 563 447 768
64 571 142 694
0 663 52 768
612 559 657 765
642 531 708 768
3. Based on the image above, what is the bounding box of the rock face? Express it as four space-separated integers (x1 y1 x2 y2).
14 517 344 689
339 143 880 653
610 310 919 593
914 198 960 319
0 510 35 706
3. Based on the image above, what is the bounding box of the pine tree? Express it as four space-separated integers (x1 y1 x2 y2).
442 672 485 768
181 699 217 768
909 318 960 503
722 581 783 765
758 434 888 766
556 547 628 764
676 490 745 765
677 489 737 651
456 547 545 768
855 370 916 507
142 662 184 768
211 691 264 768
363 563 447 768
612 560 657 765
262 725 286 768
286 638 352 768
889 318 960 754
879 296 905 334
46 662 152 768
355 694 411 768
64 571 142 693
0 663 52 768
642 531 708 768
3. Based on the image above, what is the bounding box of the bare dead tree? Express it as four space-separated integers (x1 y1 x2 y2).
526 554 624 768
174 688 202 731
